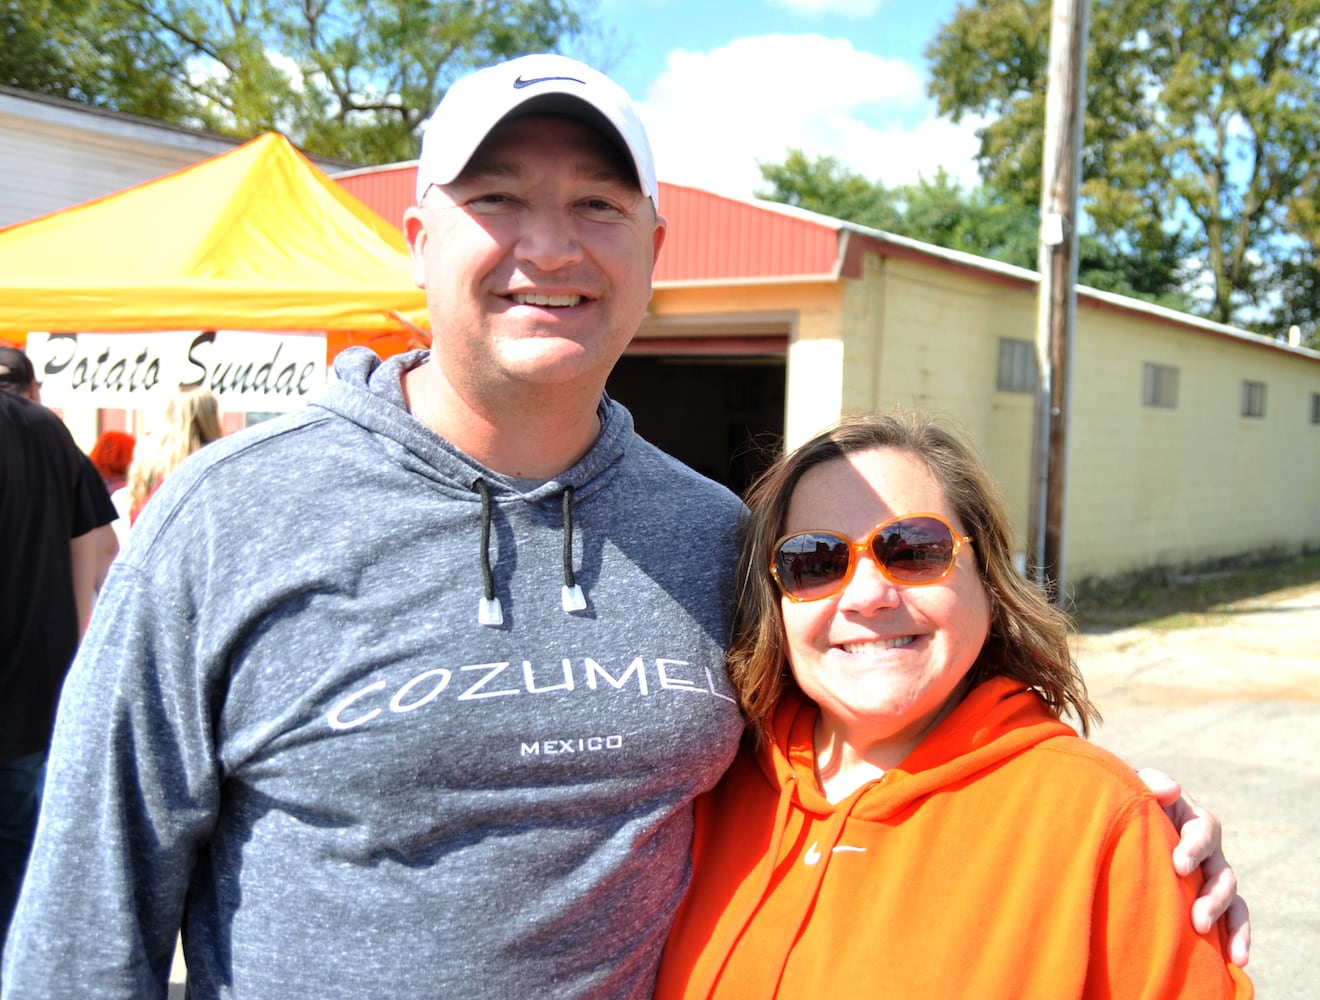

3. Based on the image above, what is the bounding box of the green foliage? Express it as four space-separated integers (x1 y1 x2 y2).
755 149 902 231
1 0 193 119
2 0 595 164
755 149 1025 260
898 172 1038 267
755 149 1194 309
1 1 76 94
926 0 1320 330
1252 254 1320 348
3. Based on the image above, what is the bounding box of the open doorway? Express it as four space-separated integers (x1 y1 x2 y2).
606 354 786 497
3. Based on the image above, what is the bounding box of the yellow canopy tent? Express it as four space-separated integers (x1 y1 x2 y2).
0 132 428 359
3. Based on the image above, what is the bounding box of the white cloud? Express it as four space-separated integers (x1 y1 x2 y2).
636 34 985 199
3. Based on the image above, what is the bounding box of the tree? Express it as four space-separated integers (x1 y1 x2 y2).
2 1 81 95
756 149 1193 309
2 0 595 164
1261 259 1320 349
1260 154 1320 348
925 0 1320 331
891 170 1039 268
755 150 1029 259
1 0 194 120
756 149 902 231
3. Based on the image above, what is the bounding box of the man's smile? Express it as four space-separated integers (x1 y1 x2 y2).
508 292 585 307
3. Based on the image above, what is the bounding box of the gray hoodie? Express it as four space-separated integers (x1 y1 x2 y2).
2 349 747 999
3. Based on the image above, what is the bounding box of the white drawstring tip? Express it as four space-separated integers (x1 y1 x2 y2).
478 596 504 627
561 584 587 613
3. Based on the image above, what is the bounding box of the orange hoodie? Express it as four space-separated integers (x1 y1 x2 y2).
656 676 1251 999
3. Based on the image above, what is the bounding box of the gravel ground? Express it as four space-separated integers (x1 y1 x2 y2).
1076 581 1320 998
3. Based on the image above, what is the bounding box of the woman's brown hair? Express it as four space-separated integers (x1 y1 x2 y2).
729 410 1099 743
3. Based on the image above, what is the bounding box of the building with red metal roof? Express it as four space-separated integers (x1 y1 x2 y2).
336 160 1320 587
1 83 1314 585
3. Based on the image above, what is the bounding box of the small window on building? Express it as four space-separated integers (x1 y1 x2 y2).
997 338 1036 393
1311 393 1320 425
1142 363 1179 408
1241 380 1266 418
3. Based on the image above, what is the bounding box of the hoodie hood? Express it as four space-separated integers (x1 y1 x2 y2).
315 347 635 625
658 679 1085 999
320 347 633 502
764 675 1075 821
657 672 1250 998
734 677 1076 982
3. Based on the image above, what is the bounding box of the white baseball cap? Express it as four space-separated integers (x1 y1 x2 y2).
414 53 659 210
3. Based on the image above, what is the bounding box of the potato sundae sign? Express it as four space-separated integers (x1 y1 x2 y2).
25 330 326 412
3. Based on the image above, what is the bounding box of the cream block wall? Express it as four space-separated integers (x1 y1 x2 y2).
649 282 846 449
650 256 1319 586
1067 311 1320 582
783 337 845 448
839 254 1040 552
834 253 1319 584
787 288 851 448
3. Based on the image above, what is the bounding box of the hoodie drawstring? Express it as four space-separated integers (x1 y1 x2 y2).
475 479 504 627
473 478 587 626
560 486 587 613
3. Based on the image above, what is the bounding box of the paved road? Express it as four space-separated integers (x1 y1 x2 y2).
1077 582 1320 998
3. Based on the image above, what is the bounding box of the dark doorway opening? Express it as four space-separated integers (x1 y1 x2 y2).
606 354 786 497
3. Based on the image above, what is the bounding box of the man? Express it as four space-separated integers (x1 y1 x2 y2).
0 348 119 622
1 55 1246 998
0 347 117 954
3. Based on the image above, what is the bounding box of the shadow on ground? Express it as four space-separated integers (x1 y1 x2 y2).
1068 554 1320 634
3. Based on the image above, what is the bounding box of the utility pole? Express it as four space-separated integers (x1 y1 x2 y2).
1027 0 1089 605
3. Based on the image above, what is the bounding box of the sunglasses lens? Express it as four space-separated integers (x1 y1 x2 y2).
774 533 852 600
873 516 957 582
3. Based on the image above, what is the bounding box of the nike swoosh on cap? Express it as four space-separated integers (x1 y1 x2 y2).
512 74 585 89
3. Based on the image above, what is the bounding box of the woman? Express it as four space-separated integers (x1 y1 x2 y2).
126 387 222 524
657 411 1251 998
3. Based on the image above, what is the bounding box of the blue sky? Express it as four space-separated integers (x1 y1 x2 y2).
569 0 983 199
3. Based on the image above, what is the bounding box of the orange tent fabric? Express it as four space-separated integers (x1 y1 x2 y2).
0 133 428 355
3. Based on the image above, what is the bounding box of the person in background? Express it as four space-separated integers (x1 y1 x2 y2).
0 347 117 960
126 386 222 524
0 347 117 622
657 411 1251 998
88 430 135 496
88 430 136 549
1 57 1247 999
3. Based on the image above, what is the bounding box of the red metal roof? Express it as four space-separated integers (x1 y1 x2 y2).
332 165 843 284
651 182 839 282
334 164 417 244
329 164 1320 365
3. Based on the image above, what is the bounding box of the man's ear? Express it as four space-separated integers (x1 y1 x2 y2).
403 207 428 289
651 213 668 272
